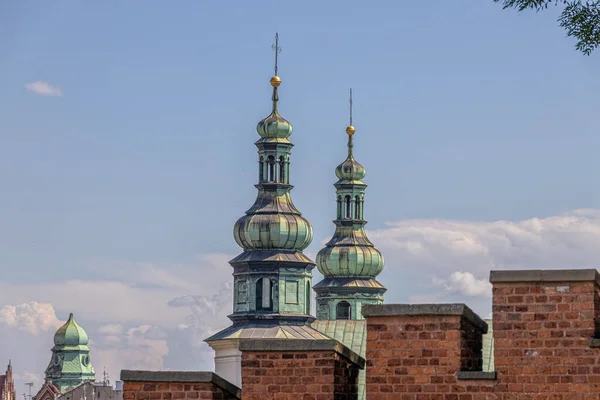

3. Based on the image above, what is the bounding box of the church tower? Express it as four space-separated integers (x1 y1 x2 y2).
313 89 386 321
44 313 95 393
206 34 329 388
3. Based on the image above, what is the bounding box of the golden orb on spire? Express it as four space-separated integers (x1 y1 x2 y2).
270 76 281 87
346 125 356 136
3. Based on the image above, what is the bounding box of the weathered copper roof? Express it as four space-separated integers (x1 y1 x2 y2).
206 323 330 341
312 320 367 400
313 277 386 290
483 319 494 372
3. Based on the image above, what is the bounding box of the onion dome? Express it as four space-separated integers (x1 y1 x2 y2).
53 313 89 347
234 212 313 250
317 242 383 277
316 118 385 278
256 76 293 139
335 126 366 182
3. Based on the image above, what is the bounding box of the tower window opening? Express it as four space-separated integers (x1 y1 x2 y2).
355 195 361 219
279 156 285 183
336 301 351 320
267 156 275 182
259 156 265 183
345 195 351 218
336 195 342 219
305 281 310 314
256 278 273 311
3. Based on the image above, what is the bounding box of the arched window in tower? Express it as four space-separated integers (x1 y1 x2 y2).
345 195 351 218
336 301 351 320
305 281 311 314
267 156 275 182
355 195 361 219
336 195 342 219
279 156 285 183
259 156 264 183
256 278 273 311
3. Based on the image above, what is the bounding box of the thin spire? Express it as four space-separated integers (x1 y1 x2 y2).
269 33 283 113
349 88 353 126
346 88 355 157
272 32 281 76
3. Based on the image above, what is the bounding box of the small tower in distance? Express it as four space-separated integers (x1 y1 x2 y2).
313 89 387 321
44 313 95 393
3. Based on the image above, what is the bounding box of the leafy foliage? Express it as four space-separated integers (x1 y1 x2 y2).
494 0 600 55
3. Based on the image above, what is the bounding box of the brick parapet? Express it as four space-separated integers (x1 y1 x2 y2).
490 269 600 396
239 338 362 400
363 303 493 399
120 370 240 400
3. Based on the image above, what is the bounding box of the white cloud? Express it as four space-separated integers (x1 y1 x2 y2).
92 324 169 377
433 271 492 297
25 81 62 96
368 208 600 316
0 254 234 327
0 302 63 335
0 253 234 390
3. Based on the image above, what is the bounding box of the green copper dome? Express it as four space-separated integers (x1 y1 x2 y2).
54 313 89 347
256 78 293 140
335 155 366 182
234 212 313 250
316 226 384 277
45 312 95 393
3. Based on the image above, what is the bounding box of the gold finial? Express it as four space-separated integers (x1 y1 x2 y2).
346 88 355 136
270 76 281 87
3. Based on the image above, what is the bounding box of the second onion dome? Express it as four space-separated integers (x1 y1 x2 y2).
316 113 384 278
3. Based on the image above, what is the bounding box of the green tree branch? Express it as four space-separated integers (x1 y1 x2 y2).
494 0 600 55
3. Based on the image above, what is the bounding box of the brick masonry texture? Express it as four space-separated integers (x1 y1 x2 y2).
240 349 360 400
121 269 600 399
362 269 600 399
121 371 240 400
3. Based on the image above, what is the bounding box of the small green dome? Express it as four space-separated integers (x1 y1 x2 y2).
335 155 366 182
256 111 293 139
316 244 384 277
53 313 89 347
234 213 313 250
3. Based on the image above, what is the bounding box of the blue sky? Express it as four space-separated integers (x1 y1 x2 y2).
1 0 600 392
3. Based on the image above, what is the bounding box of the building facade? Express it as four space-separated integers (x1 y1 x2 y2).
43 313 96 394
0 362 15 400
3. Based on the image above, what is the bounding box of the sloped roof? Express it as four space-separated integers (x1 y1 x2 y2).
482 319 494 372
312 320 367 400
206 323 331 342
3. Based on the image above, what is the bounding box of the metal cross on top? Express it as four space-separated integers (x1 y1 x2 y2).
272 32 282 76
349 88 353 126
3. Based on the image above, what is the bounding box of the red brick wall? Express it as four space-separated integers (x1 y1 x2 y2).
492 279 600 396
123 381 238 400
365 313 494 399
241 350 359 400
364 271 600 399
